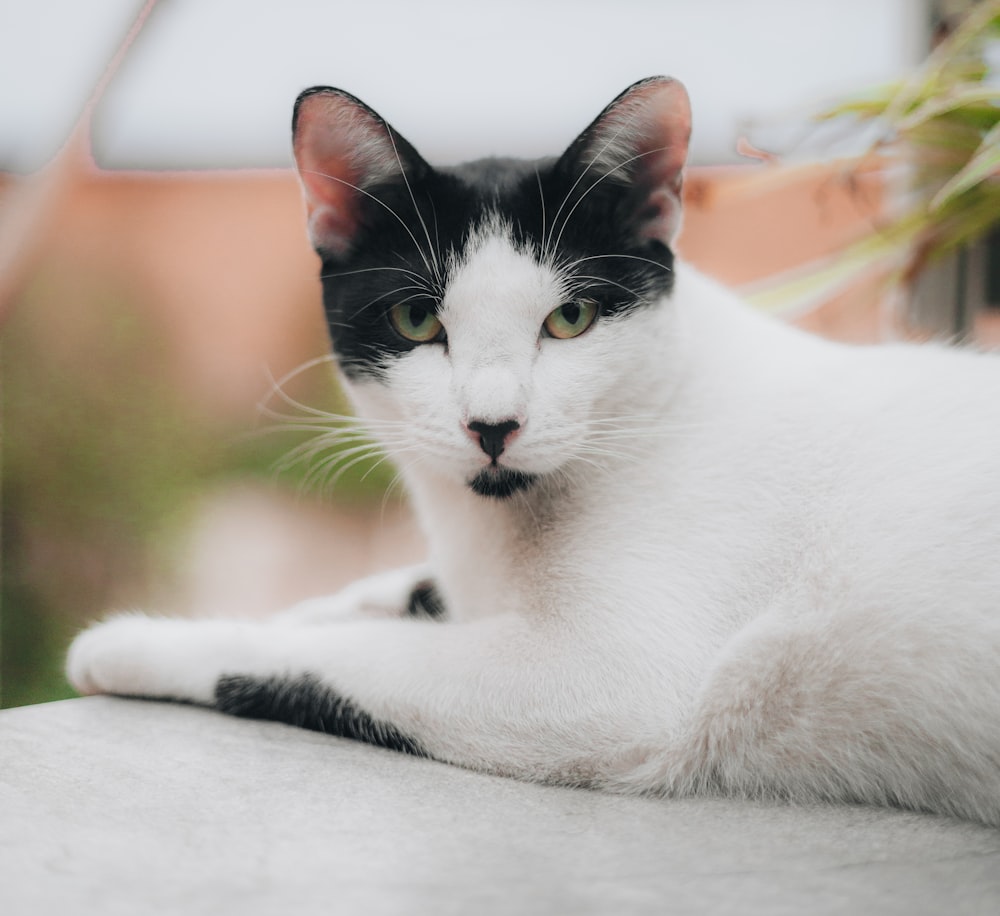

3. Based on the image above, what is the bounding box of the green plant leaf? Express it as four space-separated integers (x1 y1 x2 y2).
929 120 1000 210
745 213 924 316
894 86 1000 134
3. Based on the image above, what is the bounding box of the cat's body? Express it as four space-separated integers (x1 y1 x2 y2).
68 78 1000 825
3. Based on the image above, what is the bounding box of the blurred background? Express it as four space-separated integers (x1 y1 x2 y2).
2 0 998 707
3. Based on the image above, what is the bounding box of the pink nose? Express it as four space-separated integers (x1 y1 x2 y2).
465 419 521 460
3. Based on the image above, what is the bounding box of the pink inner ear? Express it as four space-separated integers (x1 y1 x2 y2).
587 78 692 242
637 80 691 188
640 188 682 242
293 92 402 255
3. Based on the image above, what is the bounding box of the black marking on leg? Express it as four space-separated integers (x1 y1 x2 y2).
215 673 425 756
406 582 446 620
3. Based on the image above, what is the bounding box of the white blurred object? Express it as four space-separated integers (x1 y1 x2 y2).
0 0 927 171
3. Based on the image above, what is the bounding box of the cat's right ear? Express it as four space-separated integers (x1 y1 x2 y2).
292 88 430 258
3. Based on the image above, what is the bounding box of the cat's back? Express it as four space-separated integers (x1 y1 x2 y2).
679 267 1000 494
817 339 1000 611
664 270 1000 619
799 332 1000 505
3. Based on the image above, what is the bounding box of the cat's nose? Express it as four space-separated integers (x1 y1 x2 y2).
466 418 521 461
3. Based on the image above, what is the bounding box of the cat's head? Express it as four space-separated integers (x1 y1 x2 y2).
292 77 691 499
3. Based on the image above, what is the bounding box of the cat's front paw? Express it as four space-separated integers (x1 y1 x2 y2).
68 615 254 704
67 614 225 703
67 615 158 697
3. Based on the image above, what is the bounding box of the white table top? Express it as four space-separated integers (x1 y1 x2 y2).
3 696 999 915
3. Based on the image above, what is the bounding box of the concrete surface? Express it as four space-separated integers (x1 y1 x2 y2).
2 697 999 915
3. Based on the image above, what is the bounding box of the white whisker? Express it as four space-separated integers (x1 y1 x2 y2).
549 145 670 257
543 117 639 262
568 274 652 306
384 130 443 286
349 285 433 322
561 252 674 275
320 264 430 289
299 167 438 281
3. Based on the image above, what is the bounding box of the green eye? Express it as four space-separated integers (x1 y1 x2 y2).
543 299 599 339
389 302 444 343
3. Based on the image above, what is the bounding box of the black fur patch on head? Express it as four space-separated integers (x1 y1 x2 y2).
406 582 446 619
318 156 674 380
215 673 425 756
469 466 538 499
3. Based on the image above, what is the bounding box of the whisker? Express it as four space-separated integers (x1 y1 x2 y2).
427 196 443 285
543 118 639 262
296 432 399 497
348 285 433 322
299 167 438 279
575 444 647 463
384 130 442 285
535 165 548 264
320 264 430 288
567 274 652 307
320 441 426 496
561 252 674 275
258 355 338 419
378 457 421 522
550 145 670 257
314 449 385 495
291 436 382 471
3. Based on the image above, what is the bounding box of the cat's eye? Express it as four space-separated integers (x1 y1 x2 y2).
389 302 444 343
543 299 599 339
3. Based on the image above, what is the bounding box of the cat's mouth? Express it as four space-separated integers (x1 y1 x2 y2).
468 465 538 499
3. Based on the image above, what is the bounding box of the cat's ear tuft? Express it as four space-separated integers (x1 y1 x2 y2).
558 77 691 244
292 88 429 257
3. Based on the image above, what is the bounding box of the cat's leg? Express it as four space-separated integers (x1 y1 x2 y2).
627 609 1000 826
66 612 625 781
273 562 443 624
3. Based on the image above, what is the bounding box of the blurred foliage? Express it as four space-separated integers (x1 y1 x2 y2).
3 274 202 707
1 268 393 709
822 1 1000 270
750 1 1000 314
2 574 78 708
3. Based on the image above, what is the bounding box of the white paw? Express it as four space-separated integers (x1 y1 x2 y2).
274 563 434 625
66 614 224 701
66 614 159 697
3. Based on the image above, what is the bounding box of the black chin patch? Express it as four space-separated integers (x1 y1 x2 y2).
469 467 537 499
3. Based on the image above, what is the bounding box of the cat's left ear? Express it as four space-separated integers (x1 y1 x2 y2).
557 77 691 244
292 87 430 258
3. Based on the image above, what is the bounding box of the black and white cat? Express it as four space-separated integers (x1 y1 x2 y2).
68 77 1000 826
